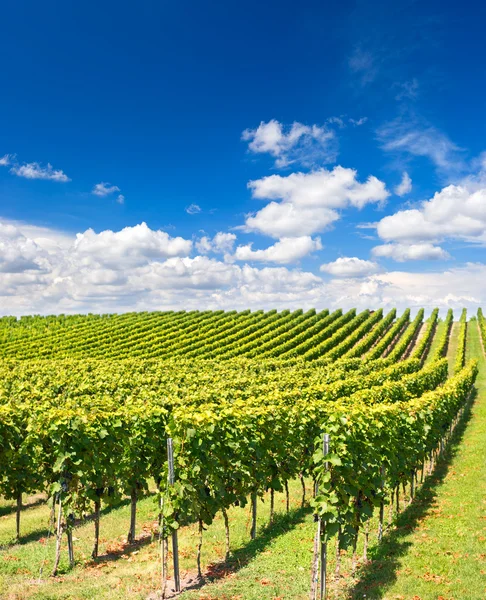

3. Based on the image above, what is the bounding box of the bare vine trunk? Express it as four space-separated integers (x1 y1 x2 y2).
299 473 306 507
67 524 75 568
196 519 203 580
378 501 384 542
284 480 290 513
251 492 257 540
128 487 137 543
161 537 168 599
91 499 101 559
52 496 63 577
222 507 230 560
351 531 359 575
309 520 320 600
15 492 22 542
334 525 341 580
363 522 369 561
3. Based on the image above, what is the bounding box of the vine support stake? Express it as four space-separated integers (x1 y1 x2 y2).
251 492 257 539
378 466 385 543
52 494 63 577
67 513 75 568
167 438 180 593
15 492 22 542
319 433 330 600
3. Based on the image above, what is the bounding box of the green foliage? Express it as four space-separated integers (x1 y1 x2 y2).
410 308 439 361
454 309 468 374
431 308 454 361
0 306 477 558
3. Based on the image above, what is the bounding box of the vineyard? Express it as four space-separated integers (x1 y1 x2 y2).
0 307 484 599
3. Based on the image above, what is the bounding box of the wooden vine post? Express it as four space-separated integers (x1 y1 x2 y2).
66 513 75 568
167 438 180 593
320 433 330 600
251 491 257 539
52 493 63 576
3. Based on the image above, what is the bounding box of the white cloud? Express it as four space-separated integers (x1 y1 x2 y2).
395 79 419 101
394 171 412 196
349 117 368 126
0 154 14 166
73 223 192 268
234 236 322 264
195 236 212 254
320 257 379 277
2 219 74 251
377 118 464 174
328 117 345 128
2 218 486 317
10 162 71 182
242 119 336 168
376 184 486 244
186 203 202 215
372 243 450 262
92 182 121 197
212 232 236 253
0 218 327 314
348 48 377 85
328 116 367 128
244 202 339 239
244 166 389 238
0 223 45 273
116 194 125 205
196 232 236 255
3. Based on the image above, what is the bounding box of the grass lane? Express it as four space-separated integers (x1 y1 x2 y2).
447 321 460 374
424 318 447 364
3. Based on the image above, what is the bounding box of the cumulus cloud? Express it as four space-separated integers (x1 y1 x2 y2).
0 223 45 273
372 243 450 262
92 182 121 196
242 119 336 168
376 184 486 245
196 232 236 255
73 223 192 268
394 172 412 196
0 218 328 314
195 236 212 254
234 236 322 264
186 203 202 215
116 194 125 205
10 162 71 182
2 217 486 316
243 166 389 238
320 257 379 277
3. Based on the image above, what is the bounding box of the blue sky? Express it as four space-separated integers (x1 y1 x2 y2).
2 0 486 314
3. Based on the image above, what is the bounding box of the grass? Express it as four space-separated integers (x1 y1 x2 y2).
424 318 447 364
0 478 318 599
2 321 486 599
447 321 460 374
